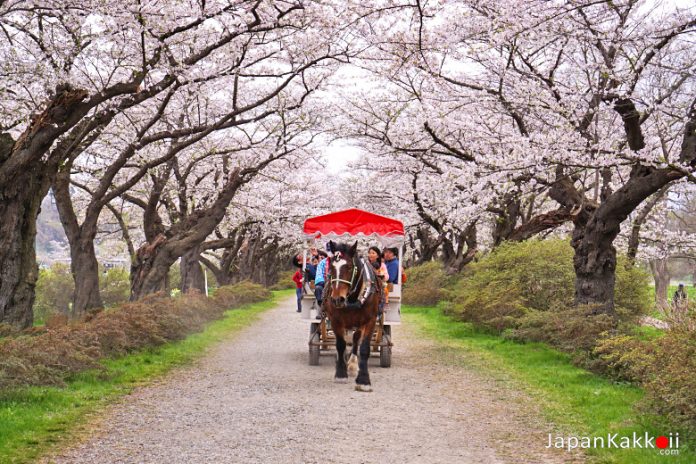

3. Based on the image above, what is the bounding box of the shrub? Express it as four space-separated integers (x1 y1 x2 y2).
448 239 650 333
34 263 74 322
506 306 617 354
213 281 271 308
594 318 696 435
402 261 451 306
638 326 696 435
615 256 652 322
592 334 654 382
448 240 575 331
0 282 270 389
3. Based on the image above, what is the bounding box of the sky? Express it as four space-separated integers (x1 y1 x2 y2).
323 139 364 174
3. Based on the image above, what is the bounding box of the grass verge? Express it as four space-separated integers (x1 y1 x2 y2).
0 290 291 464
404 304 693 464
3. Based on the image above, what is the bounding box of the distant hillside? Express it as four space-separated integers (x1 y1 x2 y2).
36 193 69 263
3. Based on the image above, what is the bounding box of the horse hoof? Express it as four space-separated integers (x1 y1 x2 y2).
355 384 373 392
347 354 358 376
334 377 348 384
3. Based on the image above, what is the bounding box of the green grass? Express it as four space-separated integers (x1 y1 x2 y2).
0 290 289 464
404 304 694 464
630 324 664 341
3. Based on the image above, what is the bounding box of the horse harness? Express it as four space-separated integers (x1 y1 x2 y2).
329 252 378 309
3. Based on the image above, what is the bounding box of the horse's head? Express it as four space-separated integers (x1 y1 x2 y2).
327 240 359 308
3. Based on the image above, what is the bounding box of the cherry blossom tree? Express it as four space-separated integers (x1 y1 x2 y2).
341 0 696 315
0 0 356 325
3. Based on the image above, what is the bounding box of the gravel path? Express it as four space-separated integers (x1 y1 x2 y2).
47 297 583 464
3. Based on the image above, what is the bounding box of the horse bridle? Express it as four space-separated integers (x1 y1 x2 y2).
330 252 359 289
329 252 375 306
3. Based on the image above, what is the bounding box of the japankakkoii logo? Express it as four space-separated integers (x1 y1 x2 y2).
547 432 680 456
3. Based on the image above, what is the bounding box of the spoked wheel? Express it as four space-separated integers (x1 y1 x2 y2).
309 322 320 366
380 325 392 368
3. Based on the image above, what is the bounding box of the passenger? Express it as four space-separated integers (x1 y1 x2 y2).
367 246 389 279
306 256 317 280
305 255 318 293
383 247 400 285
291 254 303 269
383 247 404 303
314 250 329 318
367 246 389 309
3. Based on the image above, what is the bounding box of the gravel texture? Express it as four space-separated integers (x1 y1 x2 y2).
46 296 583 464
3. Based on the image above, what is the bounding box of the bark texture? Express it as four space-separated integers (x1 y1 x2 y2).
0 85 90 327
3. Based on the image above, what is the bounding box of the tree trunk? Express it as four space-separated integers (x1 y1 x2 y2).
626 186 669 266
199 256 232 287
70 239 103 315
180 248 206 294
442 222 477 275
649 259 671 310
571 218 618 315
0 87 92 328
491 196 520 246
130 234 170 300
414 227 443 264
0 167 49 328
130 169 244 300
53 169 104 315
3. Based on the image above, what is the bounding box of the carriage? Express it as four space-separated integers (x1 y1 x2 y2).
300 209 404 368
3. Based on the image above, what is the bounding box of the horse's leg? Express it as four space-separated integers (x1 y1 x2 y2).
334 324 348 383
347 330 360 377
355 320 376 392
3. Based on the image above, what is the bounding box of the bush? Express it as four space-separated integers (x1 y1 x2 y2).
448 240 575 331
34 263 74 322
615 256 652 322
448 239 650 333
638 326 696 435
213 281 271 308
594 317 696 435
506 306 617 354
0 282 270 389
402 261 451 306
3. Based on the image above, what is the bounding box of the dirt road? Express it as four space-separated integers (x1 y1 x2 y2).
47 297 582 463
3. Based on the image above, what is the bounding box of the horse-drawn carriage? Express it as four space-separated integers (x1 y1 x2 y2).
300 209 404 369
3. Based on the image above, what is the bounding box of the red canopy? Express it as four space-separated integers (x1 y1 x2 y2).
303 208 405 239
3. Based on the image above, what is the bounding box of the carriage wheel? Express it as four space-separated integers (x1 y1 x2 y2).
380 327 392 368
379 343 392 368
309 322 320 366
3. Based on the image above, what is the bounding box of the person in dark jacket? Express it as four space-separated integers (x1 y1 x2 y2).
383 247 400 285
673 283 688 312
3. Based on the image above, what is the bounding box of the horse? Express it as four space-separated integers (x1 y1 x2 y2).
323 240 382 392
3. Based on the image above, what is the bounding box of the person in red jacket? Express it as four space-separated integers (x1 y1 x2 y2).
292 268 303 313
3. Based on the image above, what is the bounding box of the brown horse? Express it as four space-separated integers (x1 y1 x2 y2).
323 241 382 392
